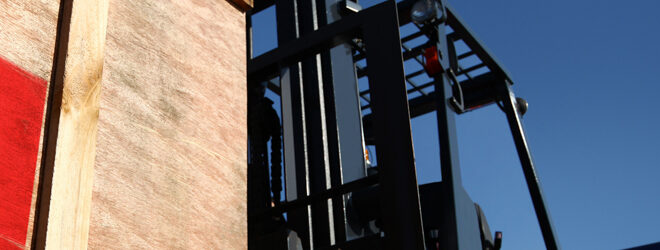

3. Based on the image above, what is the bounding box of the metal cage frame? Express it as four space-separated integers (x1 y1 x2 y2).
246 0 559 249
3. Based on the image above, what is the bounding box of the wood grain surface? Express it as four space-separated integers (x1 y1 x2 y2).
0 0 59 80
90 0 247 249
0 1 58 249
37 0 109 248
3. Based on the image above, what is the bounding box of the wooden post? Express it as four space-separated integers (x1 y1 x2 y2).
34 0 110 248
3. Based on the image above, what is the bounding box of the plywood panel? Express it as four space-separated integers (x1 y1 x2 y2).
90 0 247 249
0 0 59 80
0 1 59 249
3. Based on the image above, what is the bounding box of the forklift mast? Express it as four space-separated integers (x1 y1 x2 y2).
246 0 560 249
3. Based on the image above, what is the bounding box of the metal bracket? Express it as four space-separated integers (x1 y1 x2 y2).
447 68 465 113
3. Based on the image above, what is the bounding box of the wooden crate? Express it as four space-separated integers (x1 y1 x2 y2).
0 0 251 248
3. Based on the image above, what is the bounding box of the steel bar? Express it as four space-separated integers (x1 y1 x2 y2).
405 77 427 96
456 63 485 76
401 30 426 43
275 0 312 248
356 66 366 78
248 13 362 81
445 4 513 83
357 44 427 80
297 0 334 244
501 83 561 250
402 43 429 61
249 1 396 82
360 94 370 102
266 79 281 95
362 72 500 124
426 11 484 248
457 51 476 60
352 52 366 62
350 40 367 61
253 175 380 221
316 0 368 243
406 69 425 80
358 88 368 98
457 65 475 81
407 80 434 96
401 44 427 71
362 1 425 249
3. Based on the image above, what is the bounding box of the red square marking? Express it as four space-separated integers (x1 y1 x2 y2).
0 56 48 247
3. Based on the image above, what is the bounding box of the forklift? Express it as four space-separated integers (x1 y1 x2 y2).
246 0 560 249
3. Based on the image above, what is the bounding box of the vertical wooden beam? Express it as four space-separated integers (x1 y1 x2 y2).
33 0 109 248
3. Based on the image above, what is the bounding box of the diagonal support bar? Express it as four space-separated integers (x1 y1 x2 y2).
501 82 561 250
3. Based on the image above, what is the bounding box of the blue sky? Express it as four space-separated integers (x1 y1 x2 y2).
251 0 660 249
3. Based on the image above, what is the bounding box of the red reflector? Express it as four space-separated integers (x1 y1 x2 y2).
423 46 443 76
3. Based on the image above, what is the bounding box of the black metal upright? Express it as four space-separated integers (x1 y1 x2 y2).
314 0 362 244
274 0 313 248
362 2 425 249
295 0 335 246
419 2 484 248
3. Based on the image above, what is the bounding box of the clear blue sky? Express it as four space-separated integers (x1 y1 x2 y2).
251 0 660 249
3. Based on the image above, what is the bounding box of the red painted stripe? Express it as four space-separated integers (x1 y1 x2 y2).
0 56 48 246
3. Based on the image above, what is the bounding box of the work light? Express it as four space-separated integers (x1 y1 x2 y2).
410 0 436 24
